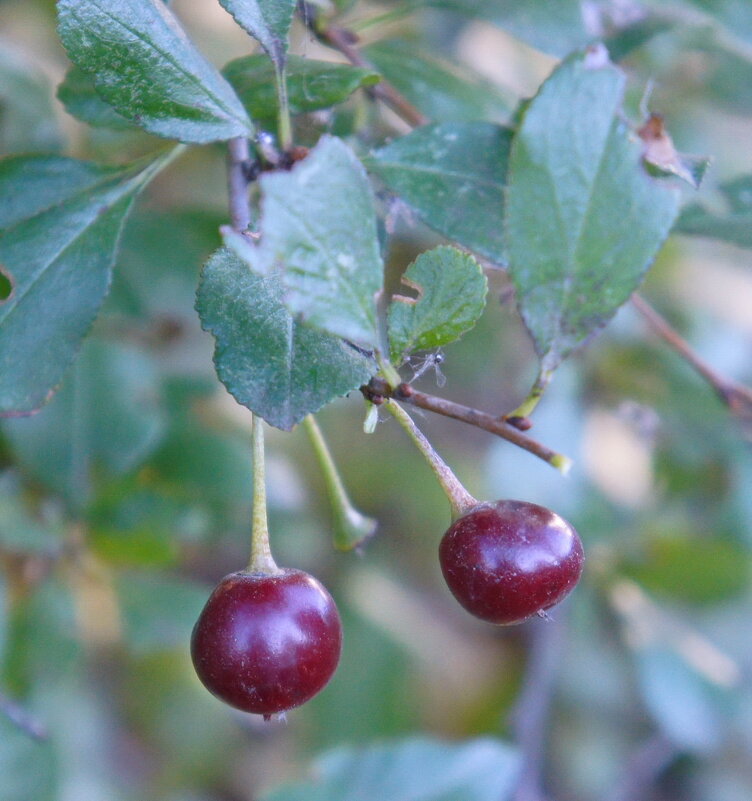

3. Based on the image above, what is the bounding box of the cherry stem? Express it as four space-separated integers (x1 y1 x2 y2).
505 367 553 421
364 379 572 473
248 414 281 574
385 399 478 520
303 415 377 550
274 64 293 152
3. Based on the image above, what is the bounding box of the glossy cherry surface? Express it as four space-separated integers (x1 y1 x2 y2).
439 500 584 625
191 568 342 716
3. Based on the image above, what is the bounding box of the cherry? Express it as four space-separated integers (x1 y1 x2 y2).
191 568 342 717
439 500 584 625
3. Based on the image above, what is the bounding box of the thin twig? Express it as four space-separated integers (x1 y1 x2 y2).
606 734 678 801
227 137 253 232
298 4 428 128
362 379 571 472
632 293 752 413
0 690 48 740
510 614 567 801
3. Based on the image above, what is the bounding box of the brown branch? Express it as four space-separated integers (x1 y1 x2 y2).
227 137 253 232
299 4 428 129
632 293 752 415
362 379 571 472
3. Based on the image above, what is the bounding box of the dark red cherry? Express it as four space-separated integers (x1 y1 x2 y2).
439 500 584 625
191 568 342 717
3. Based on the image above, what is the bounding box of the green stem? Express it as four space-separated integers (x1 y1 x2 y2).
248 415 281 574
303 415 377 550
506 368 553 421
274 65 293 152
385 400 478 520
376 350 402 389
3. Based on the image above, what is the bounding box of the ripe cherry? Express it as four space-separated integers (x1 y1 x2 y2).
191 568 342 718
439 500 584 624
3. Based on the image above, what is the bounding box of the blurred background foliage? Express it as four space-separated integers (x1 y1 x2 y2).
1 1 752 800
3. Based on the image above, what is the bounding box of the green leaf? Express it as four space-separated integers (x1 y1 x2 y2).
426 0 588 57
674 175 752 247
218 0 296 69
0 472 64 556
57 66 136 130
196 248 374 431
222 136 382 347
363 40 511 122
263 737 520 801
622 535 750 605
0 149 177 416
57 0 252 143
1 339 165 509
387 246 487 364
506 49 679 375
0 41 62 155
224 55 380 123
369 122 512 264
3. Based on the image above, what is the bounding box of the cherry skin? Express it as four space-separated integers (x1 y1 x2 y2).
191 568 342 717
439 500 584 625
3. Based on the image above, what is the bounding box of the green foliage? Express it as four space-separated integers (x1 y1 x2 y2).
506 49 679 375
388 246 487 364
56 67 136 131
0 150 175 416
57 0 252 142
218 0 297 68
224 55 380 124
369 123 512 264
196 249 373 430
223 136 383 346
264 737 520 801
2 338 164 509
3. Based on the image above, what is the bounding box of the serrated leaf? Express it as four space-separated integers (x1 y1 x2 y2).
0 149 177 416
0 41 62 155
1 339 165 510
224 55 380 123
222 136 382 347
363 40 511 122
506 49 679 374
218 0 296 69
196 248 374 431
57 0 252 143
388 246 487 364
675 175 752 247
369 122 512 264
263 737 520 801
57 66 137 131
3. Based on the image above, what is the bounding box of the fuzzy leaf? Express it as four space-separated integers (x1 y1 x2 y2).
196 249 374 431
388 246 487 364
222 136 382 347
218 0 296 69
506 48 679 375
0 149 175 416
57 66 136 130
369 122 512 264
57 0 252 142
